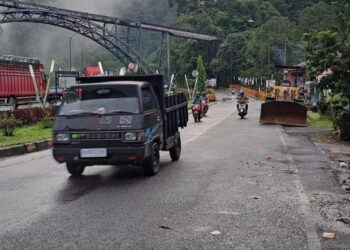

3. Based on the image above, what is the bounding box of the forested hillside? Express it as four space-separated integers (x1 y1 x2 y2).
0 0 343 86
169 0 338 85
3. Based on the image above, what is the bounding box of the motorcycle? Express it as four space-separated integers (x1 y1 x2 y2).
192 103 203 122
202 98 209 116
237 98 248 119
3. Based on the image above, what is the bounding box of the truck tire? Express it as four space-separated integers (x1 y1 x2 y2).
169 136 181 161
66 162 85 176
7 97 17 109
143 143 160 176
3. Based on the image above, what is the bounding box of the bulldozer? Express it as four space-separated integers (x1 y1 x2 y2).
260 81 308 127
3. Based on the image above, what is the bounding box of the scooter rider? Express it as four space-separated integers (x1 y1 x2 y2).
237 90 249 111
193 91 203 104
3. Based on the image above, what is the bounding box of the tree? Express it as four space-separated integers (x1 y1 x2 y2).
304 0 350 100
196 55 207 93
211 32 247 84
245 16 297 77
297 2 336 35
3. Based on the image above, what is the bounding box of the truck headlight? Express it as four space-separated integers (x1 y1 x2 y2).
124 132 137 141
56 133 70 142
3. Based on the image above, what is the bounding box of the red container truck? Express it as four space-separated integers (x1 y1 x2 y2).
84 66 102 76
0 55 47 106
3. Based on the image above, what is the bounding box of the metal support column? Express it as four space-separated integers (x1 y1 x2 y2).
167 32 170 83
138 24 142 66
158 32 165 73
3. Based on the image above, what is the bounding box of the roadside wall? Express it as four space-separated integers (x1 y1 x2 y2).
230 84 267 100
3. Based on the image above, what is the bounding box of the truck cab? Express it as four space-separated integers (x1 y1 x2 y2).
52 75 188 176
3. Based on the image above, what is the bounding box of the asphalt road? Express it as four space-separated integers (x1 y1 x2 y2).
0 92 349 249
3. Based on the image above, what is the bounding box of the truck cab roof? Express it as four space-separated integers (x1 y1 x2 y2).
75 81 152 88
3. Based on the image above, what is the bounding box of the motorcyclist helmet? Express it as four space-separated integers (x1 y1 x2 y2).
196 91 200 96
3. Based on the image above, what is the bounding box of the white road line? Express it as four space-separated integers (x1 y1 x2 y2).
279 133 321 250
182 108 234 146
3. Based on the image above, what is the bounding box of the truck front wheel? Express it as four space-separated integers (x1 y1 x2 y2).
66 162 85 176
7 96 17 108
169 136 181 161
143 143 160 176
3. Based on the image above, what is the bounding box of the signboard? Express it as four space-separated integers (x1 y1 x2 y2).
266 80 276 88
128 62 139 73
207 78 217 87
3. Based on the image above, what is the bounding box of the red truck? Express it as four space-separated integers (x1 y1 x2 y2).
0 55 47 106
84 66 102 76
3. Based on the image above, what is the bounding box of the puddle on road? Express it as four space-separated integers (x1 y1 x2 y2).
56 175 106 204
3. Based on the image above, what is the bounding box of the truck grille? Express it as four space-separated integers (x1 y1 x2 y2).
70 132 122 140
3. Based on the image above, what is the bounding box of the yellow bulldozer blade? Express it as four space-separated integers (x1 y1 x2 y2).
260 101 308 127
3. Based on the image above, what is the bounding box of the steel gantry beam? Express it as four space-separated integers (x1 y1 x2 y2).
0 9 153 74
0 0 220 77
0 0 220 41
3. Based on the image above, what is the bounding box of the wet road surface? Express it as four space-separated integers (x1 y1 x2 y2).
0 93 349 249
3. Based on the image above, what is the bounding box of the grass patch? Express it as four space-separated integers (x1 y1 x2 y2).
308 112 333 128
0 123 52 148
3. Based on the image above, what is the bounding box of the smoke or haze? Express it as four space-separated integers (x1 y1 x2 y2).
272 46 287 65
0 0 176 71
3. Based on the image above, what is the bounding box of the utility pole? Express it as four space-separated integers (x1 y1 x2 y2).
230 52 233 84
69 36 73 71
284 39 287 65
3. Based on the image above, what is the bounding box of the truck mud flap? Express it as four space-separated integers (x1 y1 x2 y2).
260 101 307 127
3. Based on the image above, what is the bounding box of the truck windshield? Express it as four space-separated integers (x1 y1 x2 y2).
58 85 139 116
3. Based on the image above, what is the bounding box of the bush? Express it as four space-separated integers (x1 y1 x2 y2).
318 100 329 115
0 114 21 136
13 108 46 125
40 111 55 129
331 106 345 130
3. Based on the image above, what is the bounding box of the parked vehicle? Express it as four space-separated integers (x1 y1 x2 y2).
84 66 102 76
237 98 248 119
48 71 80 103
260 80 307 126
52 75 188 176
0 55 47 107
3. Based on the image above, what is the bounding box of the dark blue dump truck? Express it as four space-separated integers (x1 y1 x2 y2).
52 75 188 176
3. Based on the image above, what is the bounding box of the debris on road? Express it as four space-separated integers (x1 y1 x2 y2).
265 156 273 161
248 196 261 200
322 232 336 239
159 225 172 230
339 162 348 169
211 230 222 235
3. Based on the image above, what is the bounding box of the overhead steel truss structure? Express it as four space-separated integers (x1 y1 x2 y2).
0 9 153 74
0 0 220 76
0 0 219 41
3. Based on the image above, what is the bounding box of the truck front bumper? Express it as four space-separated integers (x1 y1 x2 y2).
53 143 152 166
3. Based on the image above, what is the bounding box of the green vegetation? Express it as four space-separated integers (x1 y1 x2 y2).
0 115 21 137
196 55 207 93
0 0 348 99
308 112 333 129
304 0 350 99
0 123 52 148
169 0 339 86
